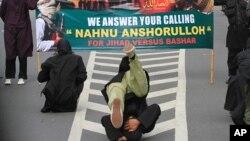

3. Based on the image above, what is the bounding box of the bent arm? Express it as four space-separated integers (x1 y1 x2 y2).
38 61 53 82
36 18 55 52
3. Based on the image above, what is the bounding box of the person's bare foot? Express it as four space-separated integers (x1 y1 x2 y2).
123 43 135 58
110 98 123 128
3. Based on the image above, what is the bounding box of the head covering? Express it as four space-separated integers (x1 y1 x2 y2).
57 39 73 55
38 0 56 18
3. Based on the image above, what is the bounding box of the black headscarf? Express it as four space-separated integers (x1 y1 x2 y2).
57 39 73 55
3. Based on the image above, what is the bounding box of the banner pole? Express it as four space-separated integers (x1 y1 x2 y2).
210 49 215 84
36 52 41 75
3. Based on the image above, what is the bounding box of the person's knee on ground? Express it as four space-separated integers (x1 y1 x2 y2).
137 104 161 133
101 115 111 127
101 115 125 141
151 104 161 113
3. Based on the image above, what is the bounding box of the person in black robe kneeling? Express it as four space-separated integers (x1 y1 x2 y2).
38 39 87 113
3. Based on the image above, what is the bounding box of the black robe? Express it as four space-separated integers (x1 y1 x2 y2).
214 0 250 49
101 57 161 141
38 40 87 112
224 49 250 124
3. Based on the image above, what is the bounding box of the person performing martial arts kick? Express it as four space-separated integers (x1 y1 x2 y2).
101 43 161 141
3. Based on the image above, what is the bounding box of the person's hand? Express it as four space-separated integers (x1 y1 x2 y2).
124 116 140 132
56 2 61 12
118 136 127 141
54 32 62 45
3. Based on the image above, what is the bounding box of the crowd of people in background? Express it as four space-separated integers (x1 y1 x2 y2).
61 0 136 11
55 0 214 12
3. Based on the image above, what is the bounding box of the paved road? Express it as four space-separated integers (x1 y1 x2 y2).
0 6 232 141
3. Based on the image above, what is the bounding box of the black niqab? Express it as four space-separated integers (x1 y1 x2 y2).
57 39 72 55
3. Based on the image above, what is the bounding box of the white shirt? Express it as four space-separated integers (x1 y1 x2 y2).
36 18 55 52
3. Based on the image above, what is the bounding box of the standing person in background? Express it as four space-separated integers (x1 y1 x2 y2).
0 0 37 85
90 0 98 10
36 0 62 52
224 38 250 125
38 39 87 113
68 0 79 8
98 0 106 10
85 0 91 10
214 0 250 84
79 0 85 9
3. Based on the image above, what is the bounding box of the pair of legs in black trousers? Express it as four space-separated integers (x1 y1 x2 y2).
101 104 161 141
227 48 244 76
5 56 27 79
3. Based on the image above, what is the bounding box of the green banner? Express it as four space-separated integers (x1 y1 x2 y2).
36 0 214 51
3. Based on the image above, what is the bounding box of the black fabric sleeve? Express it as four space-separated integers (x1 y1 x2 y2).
101 115 123 141
76 57 87 85
214 0 226 6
